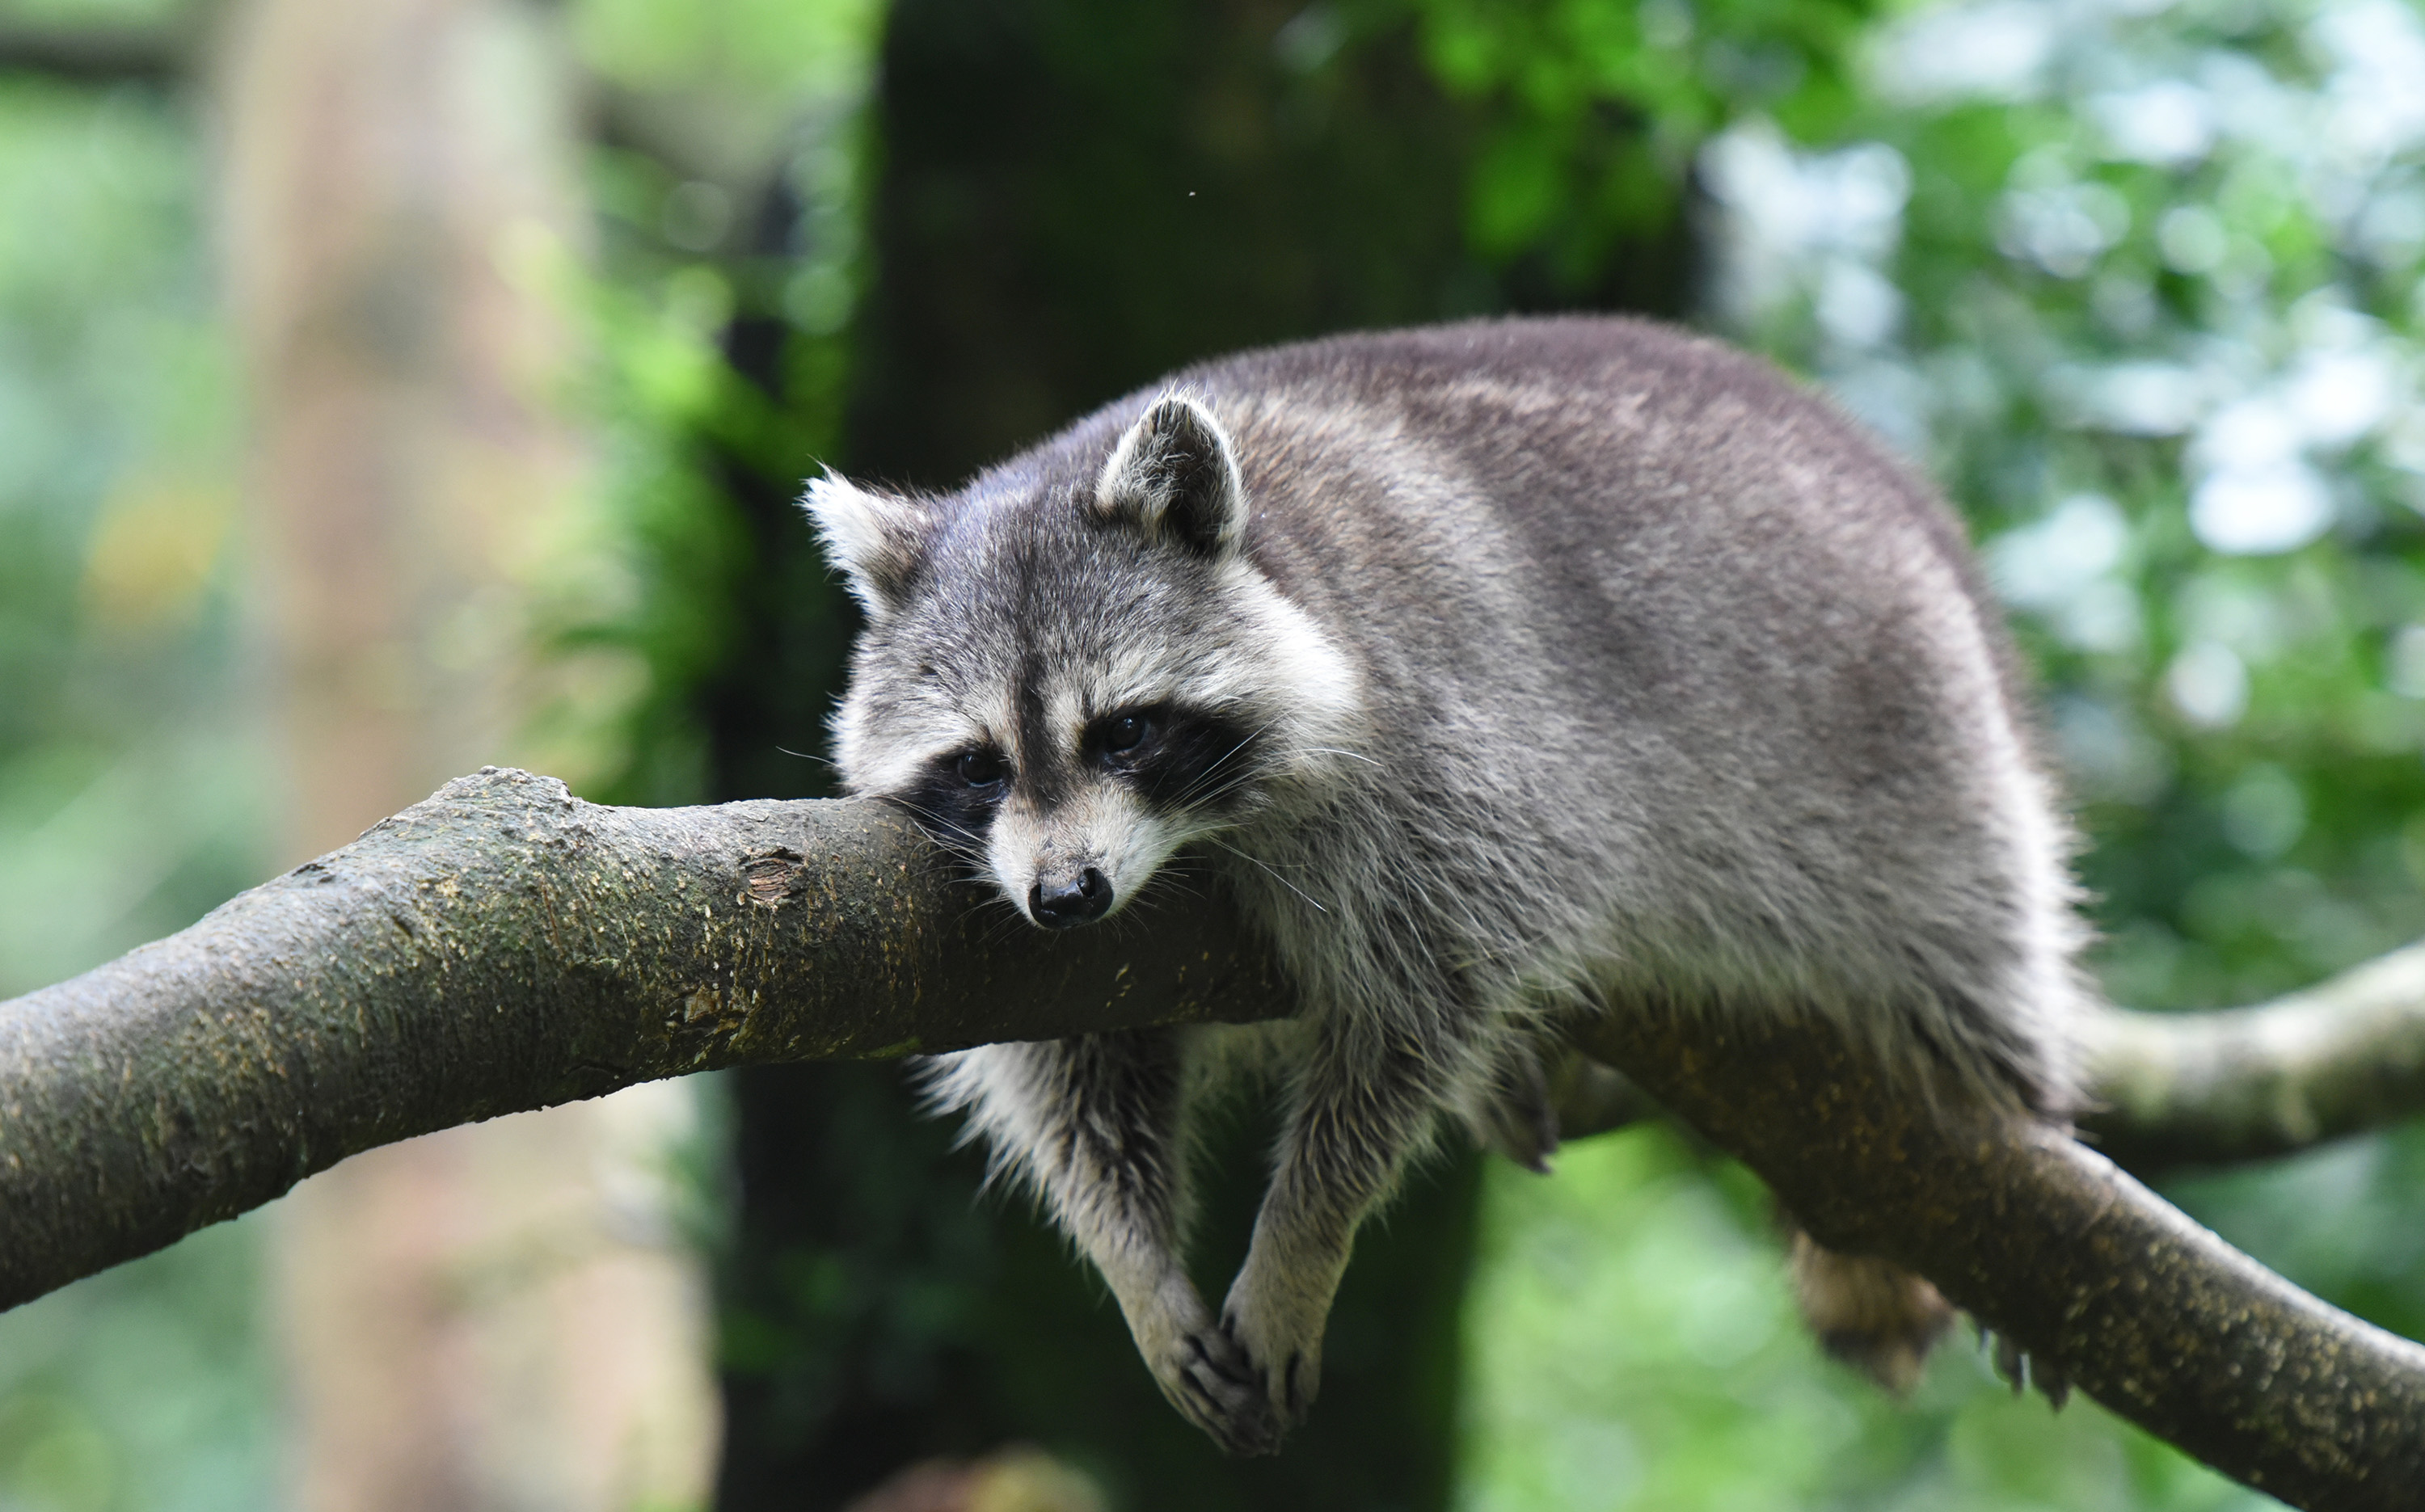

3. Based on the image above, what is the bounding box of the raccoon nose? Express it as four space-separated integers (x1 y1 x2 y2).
1030 867 1112 929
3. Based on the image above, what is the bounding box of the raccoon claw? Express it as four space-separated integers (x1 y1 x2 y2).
1161 1327 1282 1456
1278 1349 1318 1423
1217 1299 1322 1438
1984 1328 2069 1408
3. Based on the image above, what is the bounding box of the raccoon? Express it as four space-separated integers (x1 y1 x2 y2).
805 316 2085 1455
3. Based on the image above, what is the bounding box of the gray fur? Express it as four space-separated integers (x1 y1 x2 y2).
806 316 2089 1453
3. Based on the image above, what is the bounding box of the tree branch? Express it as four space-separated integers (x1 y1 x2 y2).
1570 1007 2425 1510
0 768 1285 1310
3 768 2422 1507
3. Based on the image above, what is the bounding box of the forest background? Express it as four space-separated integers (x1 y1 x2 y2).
2 0 2422 1507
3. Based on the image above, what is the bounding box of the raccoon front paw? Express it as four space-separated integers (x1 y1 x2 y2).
1126 1278 1283 1455
1153 1324 1282 1456
1218 1287 1325 1436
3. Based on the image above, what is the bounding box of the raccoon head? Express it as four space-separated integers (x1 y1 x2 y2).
805 394 1360 929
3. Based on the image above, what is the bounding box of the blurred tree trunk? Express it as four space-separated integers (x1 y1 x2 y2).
709 3 1689 1510
216 1 718 1506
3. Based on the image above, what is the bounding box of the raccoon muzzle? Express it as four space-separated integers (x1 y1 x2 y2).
1031 866 1113 928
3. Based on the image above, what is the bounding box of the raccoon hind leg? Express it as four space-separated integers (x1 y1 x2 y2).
1788 1231 1954 1395
1792 1232 2073 1405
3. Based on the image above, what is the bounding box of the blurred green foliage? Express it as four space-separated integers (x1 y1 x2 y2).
1462 1129 2276 1512
1409 0 1880 284
540 0 880 808
0 0 183 23
0 1218 278 1512
1698 0 2425 1013
0 74 259 1000
0 57 274 1512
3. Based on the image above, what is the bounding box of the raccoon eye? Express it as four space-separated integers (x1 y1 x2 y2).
1103 712 1154 755
955 748 1007 789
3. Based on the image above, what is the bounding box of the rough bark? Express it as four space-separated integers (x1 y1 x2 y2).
5 767 2424 1508
0 769 1281 1312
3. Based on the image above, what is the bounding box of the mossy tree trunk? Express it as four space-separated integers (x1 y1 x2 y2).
702 2 1688 1507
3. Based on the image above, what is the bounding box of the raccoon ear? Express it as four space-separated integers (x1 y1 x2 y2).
1094 394 1246 558
800 470 930 619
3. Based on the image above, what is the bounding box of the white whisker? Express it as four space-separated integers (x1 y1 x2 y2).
1208 837 1328 915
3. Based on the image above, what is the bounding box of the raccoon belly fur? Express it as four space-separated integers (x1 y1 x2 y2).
804 314 2088 1454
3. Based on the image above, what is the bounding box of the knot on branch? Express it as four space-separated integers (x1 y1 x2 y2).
741 849 808 905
